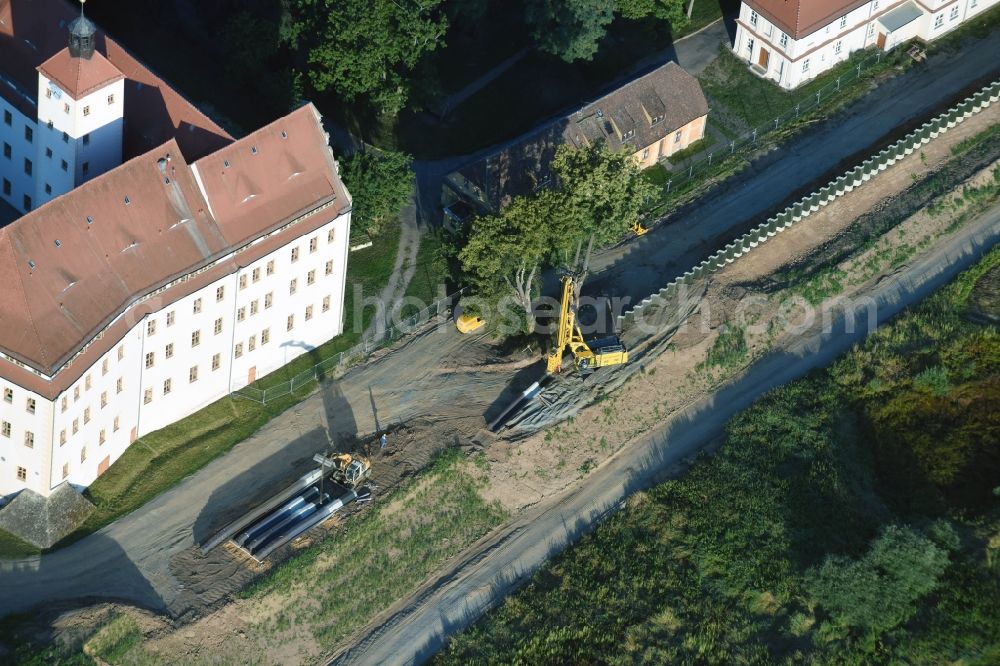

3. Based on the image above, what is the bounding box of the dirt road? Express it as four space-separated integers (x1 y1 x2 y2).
331 204 1000 666
0 327 520 619
1 31 996 625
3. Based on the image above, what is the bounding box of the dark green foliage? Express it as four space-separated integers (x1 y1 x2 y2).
523 0 614 62
339 149 414 237
616 0 689 27
806 525 950 641
284 0 448 114
435 248 1000 664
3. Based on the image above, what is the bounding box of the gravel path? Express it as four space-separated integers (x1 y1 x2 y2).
330 203 1000 666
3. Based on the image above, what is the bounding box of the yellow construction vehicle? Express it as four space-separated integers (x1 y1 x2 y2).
315 452 372 487
546 275 628 375
631 221 648 236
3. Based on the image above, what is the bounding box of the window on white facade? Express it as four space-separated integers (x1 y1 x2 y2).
287 315 295 331
289 279 297 295
642 147 650 159
62 396 68 412
17 467 26 482
873 0 879 9
167 311 175 327
309 237 318 253
307 270 316 286
114 416 120 432
267 260 275 276
83 105 90 116
239 274 248 290
934 14 943 28
60 430 67 446
147 319 156 336
3 388 12 403
674 130 682 143
291 247 300 263
165 343 174 359
193 298 202 314
305 305 314 321
108 94 115 105
26 398 35 414
868 23 876 36
1 421 10 437
326 260 334 276
749 9 758 25
949 6 959 20
24 431 34 448
779 32 788 48
101 392 107 408
834 40 842 54
234 343 243 359
802 59 810 73
84 407 91 424
328 229 336 244
839 15 847 28
192 330 201 347
253 268 261 283
99 429 106 445
322 296 331 313
103 358 109 375
189 366 199 383
262 328 270 345
251 300 259 316
237 307 246 322
144 388 153 405
145 352 155 369
163 379 172 395
63 463 69 479
81 447 87 462
746 37 754 53
249 335 256 352
214 318 223 335
212 354 221 370
265 293 273 309
216 286 225 302
116 378 123 394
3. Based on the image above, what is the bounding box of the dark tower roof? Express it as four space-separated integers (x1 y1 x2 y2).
68 11 97 59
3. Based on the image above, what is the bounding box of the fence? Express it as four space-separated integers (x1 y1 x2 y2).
644 47 908 218
619 78 1000 330
234 290 463 404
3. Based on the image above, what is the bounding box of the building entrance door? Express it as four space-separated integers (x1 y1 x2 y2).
876 32 887 49
248 366 257 384
758 48 770 70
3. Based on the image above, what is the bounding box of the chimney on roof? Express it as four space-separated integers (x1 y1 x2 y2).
68 0 97 60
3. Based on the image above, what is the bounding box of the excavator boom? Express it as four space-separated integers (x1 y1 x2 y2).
546 275 628 375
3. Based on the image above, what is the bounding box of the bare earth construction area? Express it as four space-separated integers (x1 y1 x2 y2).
5 83 996 665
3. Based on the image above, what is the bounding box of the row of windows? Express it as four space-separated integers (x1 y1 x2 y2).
1 420 34 448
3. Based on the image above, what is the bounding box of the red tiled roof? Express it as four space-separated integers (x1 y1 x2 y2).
0 0 233 160
743 0 872 39
37 47 123 99
0 104 348 377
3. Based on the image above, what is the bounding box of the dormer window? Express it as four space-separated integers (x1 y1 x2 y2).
124 195 131 205
224 159 230 168
251 146 258 155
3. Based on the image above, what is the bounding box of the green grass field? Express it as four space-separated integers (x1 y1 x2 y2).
435 247 1000 665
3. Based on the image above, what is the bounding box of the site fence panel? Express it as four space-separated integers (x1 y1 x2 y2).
232 290 462 404
619 79 1000 330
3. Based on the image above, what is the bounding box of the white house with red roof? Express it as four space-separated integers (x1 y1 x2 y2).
0 6 353 501
733 0 997 89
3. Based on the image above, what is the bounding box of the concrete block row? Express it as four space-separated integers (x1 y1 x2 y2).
618 79 999 331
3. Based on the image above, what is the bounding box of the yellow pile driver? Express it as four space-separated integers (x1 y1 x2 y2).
546 275 628 376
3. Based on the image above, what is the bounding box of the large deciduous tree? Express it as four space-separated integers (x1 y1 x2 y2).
616 0 689 26
459 192 561 335
283 0 448 115
340 149 414 237
459 142 656 335
523 0 614 62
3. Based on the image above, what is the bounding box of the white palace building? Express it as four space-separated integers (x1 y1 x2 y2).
733 0 998 89
0 2 352 499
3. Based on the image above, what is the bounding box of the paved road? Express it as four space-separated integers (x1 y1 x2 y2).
0 26 996 623
0 328 517 618
331 204 1000 666
584 33 1000 305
